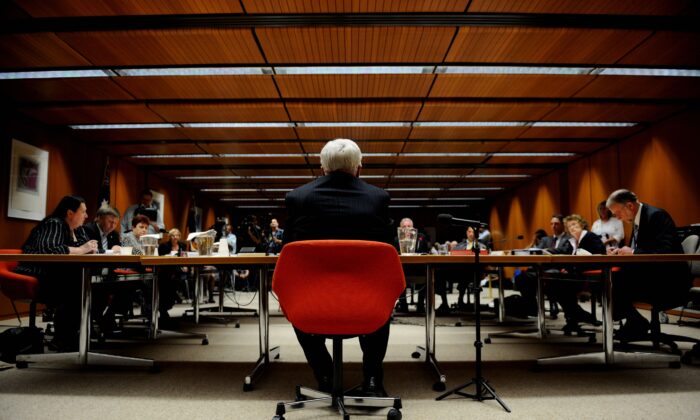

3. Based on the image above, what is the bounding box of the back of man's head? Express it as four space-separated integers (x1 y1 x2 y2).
320 138 362 175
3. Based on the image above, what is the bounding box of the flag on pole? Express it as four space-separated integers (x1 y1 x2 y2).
97 156 110 208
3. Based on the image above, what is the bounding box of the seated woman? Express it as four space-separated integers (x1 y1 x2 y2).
158 228 189 304
14 195 98 351
121 215 150 254
591 200 624 249
549 214 606 334
451 226 489 311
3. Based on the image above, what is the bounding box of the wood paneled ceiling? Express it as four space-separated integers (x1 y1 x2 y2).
1 0 699 210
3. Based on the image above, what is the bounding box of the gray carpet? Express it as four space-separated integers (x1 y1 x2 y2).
1 292 699 419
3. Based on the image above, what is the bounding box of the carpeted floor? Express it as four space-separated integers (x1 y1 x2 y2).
1 290 699 419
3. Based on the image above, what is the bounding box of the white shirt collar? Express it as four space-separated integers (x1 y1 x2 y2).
634 202 643 227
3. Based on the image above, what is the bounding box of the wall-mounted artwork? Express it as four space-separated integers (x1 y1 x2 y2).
7 139 49 221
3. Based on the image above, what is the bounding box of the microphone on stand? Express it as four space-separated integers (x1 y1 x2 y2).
437 213 488 227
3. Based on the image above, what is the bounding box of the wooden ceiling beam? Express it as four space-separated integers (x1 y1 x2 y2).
3 13 698 34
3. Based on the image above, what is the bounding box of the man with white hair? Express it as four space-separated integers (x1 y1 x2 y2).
606 189 691 341
283 138 393 397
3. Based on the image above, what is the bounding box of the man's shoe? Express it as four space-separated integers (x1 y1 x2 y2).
436 302 451 315
363 377 388 398
573 307 602 326
614 315 650 343
394 302 409 313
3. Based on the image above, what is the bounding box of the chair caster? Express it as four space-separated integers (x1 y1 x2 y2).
202 338 209 345
484 338 492 344
411 351 420 359
243 383 253 392
432 381 446 392
16 361 28 369
235 322 240 328
455 321 462 327
272 416 285 420
387 408 402 420
669 361 681 369
274 353 280 360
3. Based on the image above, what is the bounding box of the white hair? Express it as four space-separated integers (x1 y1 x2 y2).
606 189 638 208
320 138 362 175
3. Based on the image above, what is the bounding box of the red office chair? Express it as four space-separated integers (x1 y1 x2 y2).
0 249 40 328
272 240 406 420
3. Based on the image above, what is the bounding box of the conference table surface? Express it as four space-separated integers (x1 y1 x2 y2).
1 252 698 385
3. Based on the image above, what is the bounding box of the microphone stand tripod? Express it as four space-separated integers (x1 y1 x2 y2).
436 223 510 412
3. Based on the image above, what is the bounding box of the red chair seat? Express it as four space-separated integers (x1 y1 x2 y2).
0 249 39 301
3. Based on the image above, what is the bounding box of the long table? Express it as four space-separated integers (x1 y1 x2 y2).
0 254 153 368
2 253 698 382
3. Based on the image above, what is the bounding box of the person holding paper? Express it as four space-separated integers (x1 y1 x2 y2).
605 189 691 340
14 195 98 351
83 205 121 254
121 188 164 235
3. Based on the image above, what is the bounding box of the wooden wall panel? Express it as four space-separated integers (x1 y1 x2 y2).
256 27 455 63
114 76 280 100
59 28 263 66
566 157 595 225
467 0 694 15
0 33 92 69
149 103 290 123
430 75 595 98
498 141 605 153
242 0 469 13
419 101 558 121
286 101 421 121
446 27 650 64
16 0 244 17
276 75 434 98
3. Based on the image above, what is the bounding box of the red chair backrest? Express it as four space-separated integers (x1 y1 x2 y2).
0 249 39 301
272 240 406 336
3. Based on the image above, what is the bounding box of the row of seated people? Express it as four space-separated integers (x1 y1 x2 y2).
12 195 227 351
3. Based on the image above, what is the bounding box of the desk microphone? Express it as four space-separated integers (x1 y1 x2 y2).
437 214 488 227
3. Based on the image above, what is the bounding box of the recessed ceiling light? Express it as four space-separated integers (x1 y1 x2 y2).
275 66 434 75
386 188 442 191
181 122 294 128
297 122 410 128
436 66 595 75
464 174 530 178
203 188 257 192
0 70 111 79
530 122 637 127
491 153 577 157
449 187 504 191
235 205 282 209
70 123 177 129
131 154 211 159
393 175 462 179
597 68 700 77
400 153 486 157
413 122 527 127
115 67 272 76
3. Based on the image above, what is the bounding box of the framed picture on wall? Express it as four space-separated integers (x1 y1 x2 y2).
7 139 49 221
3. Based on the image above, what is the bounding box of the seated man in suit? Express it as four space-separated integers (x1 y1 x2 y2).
394 217 430 313
284 138 393 397
606 189 692 340
83 205 121 254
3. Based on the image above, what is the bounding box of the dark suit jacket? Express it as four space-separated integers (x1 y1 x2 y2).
283 171 393 245
541 233 573 254
628 203 690 304
634 203 684 255
83 221 120 253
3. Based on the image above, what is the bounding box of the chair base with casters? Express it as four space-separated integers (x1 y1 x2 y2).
618 306 700 360
273 337 402 420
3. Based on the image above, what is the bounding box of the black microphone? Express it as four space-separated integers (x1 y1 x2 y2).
437 214 488 227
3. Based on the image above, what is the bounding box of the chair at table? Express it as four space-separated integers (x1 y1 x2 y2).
273 240 405 420
0 249 41 328
622 235 700 361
